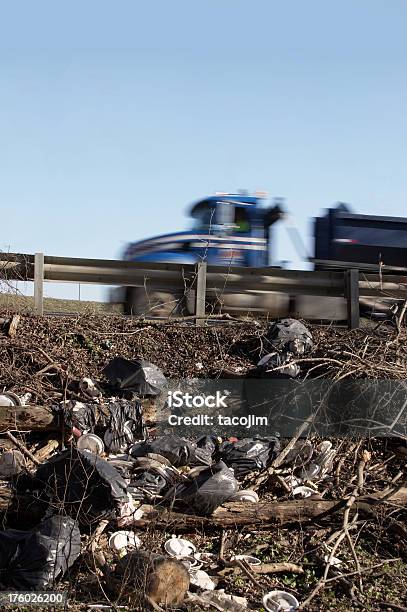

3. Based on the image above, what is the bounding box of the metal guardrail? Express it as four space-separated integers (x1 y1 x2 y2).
1 252 407 328
310 257 407 273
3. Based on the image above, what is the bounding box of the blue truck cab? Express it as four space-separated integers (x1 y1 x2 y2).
120 193 284 315
124 193 284 268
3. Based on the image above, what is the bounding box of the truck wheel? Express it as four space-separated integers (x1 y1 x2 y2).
124 287 185 317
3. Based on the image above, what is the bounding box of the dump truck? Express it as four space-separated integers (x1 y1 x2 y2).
314 202 407 271
115 193 406 318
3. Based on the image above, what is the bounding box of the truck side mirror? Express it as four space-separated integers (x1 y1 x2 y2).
264 205 285 227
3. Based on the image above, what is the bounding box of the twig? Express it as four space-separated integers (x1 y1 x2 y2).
378 602 407 612
140 312 240 324
85 518 109 552
90 326 152 336
34 346 56 364
324 557 400 583
252 413 315 491
6 431 40 465
396 299 407 336
219 529 227 561
89 519 109 576
252 562 304 575
145 596 165 612
234 559 263 588
300 450 371 609
357 449 371 493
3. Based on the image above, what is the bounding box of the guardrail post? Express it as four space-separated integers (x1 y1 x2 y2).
34 252 44 316
195 261 207 326
345 268 359 329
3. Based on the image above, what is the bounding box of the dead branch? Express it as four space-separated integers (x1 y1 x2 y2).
6 431 41 466
132 487 407 530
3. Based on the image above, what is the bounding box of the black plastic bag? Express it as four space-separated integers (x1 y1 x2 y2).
36 448 128 525
103 357 167 397
165 460 238 516
266 319 313 356
62 400 97 433
130 435 206 468
128 466 177 502
0 515 80 590
63 398 145 435
102 399 146 452
218 437 280 478
195 435 218 465
104 399 145 435
62 398 146 452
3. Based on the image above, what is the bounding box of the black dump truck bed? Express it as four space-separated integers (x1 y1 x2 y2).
314 204 407 271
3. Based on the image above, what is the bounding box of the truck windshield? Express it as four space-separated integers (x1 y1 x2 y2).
234 207 250 232
191 206 216 232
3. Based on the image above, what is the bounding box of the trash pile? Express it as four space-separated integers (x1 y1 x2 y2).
0 313 406 609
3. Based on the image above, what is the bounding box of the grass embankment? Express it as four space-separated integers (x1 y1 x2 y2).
0 292 121 314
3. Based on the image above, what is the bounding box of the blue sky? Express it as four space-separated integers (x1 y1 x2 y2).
1 1 406 300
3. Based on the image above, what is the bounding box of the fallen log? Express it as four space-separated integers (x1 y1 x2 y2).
253 562 304 575
0 403 129 433
33 439 59 463
219 562 304 576
135 487 407 530
0 405 59 431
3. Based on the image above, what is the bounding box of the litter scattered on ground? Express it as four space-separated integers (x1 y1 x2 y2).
0 391 24 406
164 460 239 516
130 434 205 467
256 319 314 379
195 551 216 565
187 589 248 611
232 555 262 566
164 536 197 558
108 530 141 552
266 319 313 355
77 432 105 454
189 568 216 590
218 437 280 478
292 485 316 498
229 489 259 502
35 447 130 525
323 554 343 568
79 377 102 399
263 589 299 611
257 351 301 379
0 312 406 609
